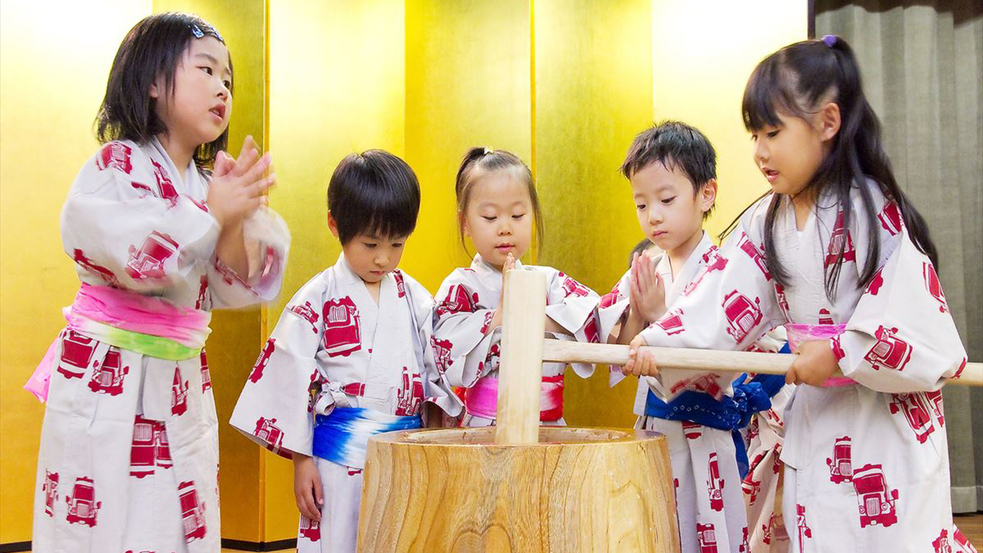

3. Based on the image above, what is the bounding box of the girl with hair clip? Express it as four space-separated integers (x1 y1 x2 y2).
27 13 289 553
432 148 604 427
624 36 972 552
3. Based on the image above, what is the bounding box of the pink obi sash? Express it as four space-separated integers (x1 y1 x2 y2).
785 323 855 387
465 374 565 422
24 283 211 402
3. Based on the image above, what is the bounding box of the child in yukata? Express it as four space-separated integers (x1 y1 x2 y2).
433 148 603 427
625 37 973 553
29 13 288 553
231 150 461 553
600 121 787 553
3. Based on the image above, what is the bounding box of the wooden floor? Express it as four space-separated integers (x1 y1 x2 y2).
957 513 983 546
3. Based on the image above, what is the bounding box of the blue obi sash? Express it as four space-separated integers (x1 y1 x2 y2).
644 344 790 478
313 407 422 469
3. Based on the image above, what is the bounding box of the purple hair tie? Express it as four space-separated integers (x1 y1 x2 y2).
822 34 837 48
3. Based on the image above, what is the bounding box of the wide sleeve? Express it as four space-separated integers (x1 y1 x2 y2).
834 225 967 393
597 270 631 344
638 216 780 401
60 143 220 292
431 270 500 388
402 273 464 417
229 274 327 459
207 207 290 309
543 268 603 377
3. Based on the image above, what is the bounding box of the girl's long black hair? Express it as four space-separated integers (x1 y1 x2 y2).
96 12 231 168
734 36 938 297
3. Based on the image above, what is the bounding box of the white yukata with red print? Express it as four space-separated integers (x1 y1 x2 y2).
637 184 973 553
599 232 762 553
230 255 460 553
34 138 288 553
432 254 602 426
742 384 794 553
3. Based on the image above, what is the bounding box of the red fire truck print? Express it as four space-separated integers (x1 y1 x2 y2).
864 326 913 372
43 470 58 517
196 275 208 309
150 159 179 202
923 262 948 313
796 504 813 547
819 308 834 325
826 436 853 484
87 346 128 395
72 248 121 287
300 516 321 542
723 291 762 343
395 366 424 416
852 463 899 528
393 270 406 298
560 274 590 298
740 526 749 553
171 367 189 416
437 284 479 317
480 311 495 334
738 234 771 280
774 283 791 322
65 476 101 527
250 338 276 383
130 415 172 478
707 452 725 512
935 529 954 553
58 329 97 379
697 522 718 553
742 474 761 505
583 313 601 343
290 301 320 334
655 308 686 336
599 284 621 309
954 529 978 552
825 211 857 267
322 296 361 357
126 231 179 280
878 201 902 236
178 480 207 541
684 249 730 296
200 350 211 392
432 337 453 374
670 373 723 400
889 392 935 443
682 420 702 440
866 268 885 296
254 417 285 454
96 142 133 174
926 390 945 426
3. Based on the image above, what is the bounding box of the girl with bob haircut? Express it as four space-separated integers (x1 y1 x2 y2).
432 148 605 427
28 12 289 552
623 36 971 552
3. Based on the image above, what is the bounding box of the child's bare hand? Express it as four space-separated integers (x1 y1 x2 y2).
207 135 275 228
488 253 516 334
292 454 323 522
623 334 659 376
629 252 666 324
786 339 840 386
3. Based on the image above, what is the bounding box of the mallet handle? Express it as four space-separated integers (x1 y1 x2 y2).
541 339 983 386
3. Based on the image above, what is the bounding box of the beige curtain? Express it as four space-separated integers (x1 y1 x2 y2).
816 0 982 513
